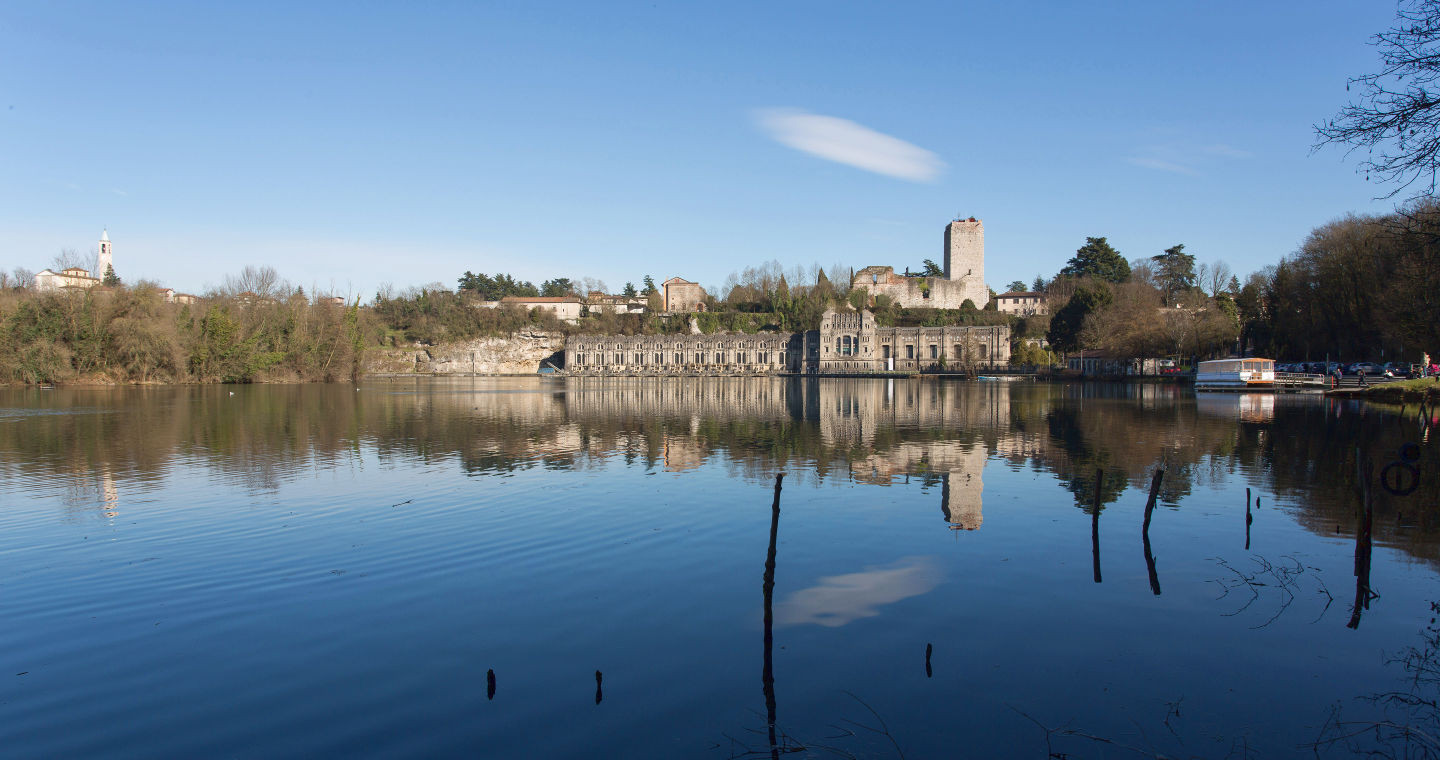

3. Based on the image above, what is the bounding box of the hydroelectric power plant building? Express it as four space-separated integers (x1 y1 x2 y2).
564 308 1010 375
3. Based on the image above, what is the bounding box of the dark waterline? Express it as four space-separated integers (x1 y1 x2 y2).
1 377 1438 758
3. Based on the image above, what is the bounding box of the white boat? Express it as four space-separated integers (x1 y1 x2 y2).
1196 358 1275 390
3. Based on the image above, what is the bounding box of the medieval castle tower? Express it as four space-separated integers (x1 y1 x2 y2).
851 216 991 310
943 217 987 308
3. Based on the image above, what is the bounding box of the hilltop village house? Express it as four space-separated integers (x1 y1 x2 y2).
33 229 115 293
32 230 198 303
564 308 1010 375
993 291 1046 316
661 277 707 312
851 217 991 310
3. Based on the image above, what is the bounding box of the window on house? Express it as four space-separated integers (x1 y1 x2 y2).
674 353 682 364
882 345 891 359
906 345 914 359
715 353 723 364
979 344 988 360
930 344 938 359
954 344 963 359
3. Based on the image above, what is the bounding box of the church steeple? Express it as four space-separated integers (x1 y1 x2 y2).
97 228 113 281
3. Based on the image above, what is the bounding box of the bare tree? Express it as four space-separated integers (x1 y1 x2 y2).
1128 258 1157 288
1316 0 1440 198
11 267 34 289
576 277 609 296
220 265 287 298
1204 260 1233 296
52 247 97 275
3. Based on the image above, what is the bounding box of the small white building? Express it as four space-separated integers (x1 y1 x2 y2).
585 291 647 315
994 291 1046 316
32 229 113 293
34 266 100 292
499 296 584 323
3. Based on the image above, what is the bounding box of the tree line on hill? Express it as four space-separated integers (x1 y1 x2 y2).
6 198 1437 385
1031 201 1440 364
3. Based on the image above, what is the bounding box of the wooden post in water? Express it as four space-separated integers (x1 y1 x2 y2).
1091 467 1103 584
1142 468 1163 596
1245 487 1253 551
762 472 785 760
1348 453 1375 630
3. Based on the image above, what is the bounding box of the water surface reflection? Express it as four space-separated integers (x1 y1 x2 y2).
1 377 1438 757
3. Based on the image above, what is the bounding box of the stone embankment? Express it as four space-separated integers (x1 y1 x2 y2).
366 331 565 376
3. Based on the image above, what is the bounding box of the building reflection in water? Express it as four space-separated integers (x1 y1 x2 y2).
7 376 1439 573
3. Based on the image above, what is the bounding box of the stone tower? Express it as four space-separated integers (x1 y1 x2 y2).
97 229 113 281
943 217 987 308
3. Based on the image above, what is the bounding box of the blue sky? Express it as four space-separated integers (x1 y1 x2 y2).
0 1 1403 299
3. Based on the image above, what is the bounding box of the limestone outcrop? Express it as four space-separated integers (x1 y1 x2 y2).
365 330 565 375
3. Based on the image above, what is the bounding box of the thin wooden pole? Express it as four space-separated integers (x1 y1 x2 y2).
763 472 785 759
1142 468 1163 596
1091 468 1103 584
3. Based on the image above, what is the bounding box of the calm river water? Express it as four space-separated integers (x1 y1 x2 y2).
2 377 1439 758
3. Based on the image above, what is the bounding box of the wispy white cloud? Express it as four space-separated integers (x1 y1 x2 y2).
1126 141 1252 176
1200 143 1253 159
1125 156 1199 175
754 108 945 182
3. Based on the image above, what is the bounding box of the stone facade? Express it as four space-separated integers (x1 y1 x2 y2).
851 217 990 310
564 308 1009 374
661 277 707 312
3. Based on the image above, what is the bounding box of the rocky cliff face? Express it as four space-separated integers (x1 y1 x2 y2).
366 331 566 375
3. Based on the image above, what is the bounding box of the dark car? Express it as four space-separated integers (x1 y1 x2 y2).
1349 362 1382 375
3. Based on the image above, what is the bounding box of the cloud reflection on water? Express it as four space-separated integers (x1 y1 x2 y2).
775 556 941 628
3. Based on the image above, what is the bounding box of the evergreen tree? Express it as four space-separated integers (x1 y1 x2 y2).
1047 285 1113 352
1006 280 1027 292
1151 244 1197 304
814 268 833 299
1060 237 1131 283
102 264 120 286
1032 275 1048 292
622 282 637 298
540 278 573 297
921 259 944 277
642 275 656 294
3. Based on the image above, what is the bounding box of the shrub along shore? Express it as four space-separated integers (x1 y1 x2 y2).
0 285 367 385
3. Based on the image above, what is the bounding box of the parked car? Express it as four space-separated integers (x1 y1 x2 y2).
1349 362 1382 375
1383 361 1410 378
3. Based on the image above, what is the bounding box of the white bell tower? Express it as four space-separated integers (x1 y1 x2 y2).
97 229 112 281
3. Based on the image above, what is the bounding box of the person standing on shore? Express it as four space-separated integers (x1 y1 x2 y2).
1358 366 1368 387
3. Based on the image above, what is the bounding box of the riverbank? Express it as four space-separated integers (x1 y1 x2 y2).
1362 377 1440 402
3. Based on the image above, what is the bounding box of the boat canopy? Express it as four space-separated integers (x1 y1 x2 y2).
1199 358 1274 373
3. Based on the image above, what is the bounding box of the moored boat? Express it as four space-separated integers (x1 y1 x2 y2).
1196 358 1275 391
